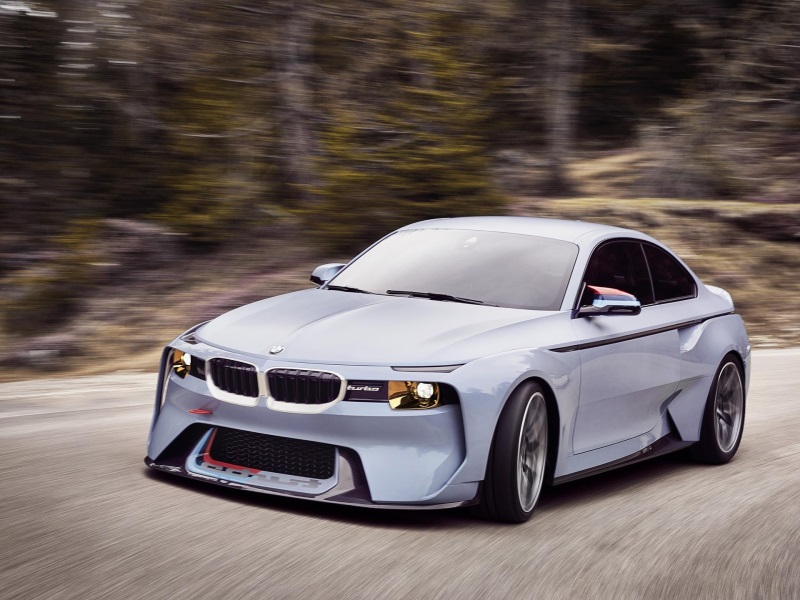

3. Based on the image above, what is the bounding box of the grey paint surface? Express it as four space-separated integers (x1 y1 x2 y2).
151 218 748 504
0 349 797 599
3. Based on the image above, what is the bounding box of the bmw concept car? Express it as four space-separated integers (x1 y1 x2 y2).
146 217 749 522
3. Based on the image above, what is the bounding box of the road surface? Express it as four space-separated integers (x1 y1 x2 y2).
1 349 798 599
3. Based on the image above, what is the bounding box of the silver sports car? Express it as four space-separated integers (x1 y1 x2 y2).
146 217 749 522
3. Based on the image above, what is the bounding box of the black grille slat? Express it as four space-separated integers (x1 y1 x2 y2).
210 427 336 480
290 370 298 403
267 369 342 405
323 372 333 402
246 369 255 397
282 370 290 402
209 358 259 398
297 374 304 404
310 375 318 405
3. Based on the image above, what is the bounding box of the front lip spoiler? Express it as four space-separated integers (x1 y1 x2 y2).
144 457 475 511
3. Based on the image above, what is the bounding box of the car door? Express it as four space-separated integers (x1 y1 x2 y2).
570 241 682 454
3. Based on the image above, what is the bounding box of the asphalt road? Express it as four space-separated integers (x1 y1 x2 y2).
1 349 799 600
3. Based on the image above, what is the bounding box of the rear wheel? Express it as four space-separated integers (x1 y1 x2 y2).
474 382 548 523
691 355 745 464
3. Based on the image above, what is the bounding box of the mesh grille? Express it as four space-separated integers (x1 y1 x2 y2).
209 427 336 480
267 369 343 405
209 358 259 398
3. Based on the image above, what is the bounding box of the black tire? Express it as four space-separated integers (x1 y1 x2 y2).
690 354 746 464
473 381 549 523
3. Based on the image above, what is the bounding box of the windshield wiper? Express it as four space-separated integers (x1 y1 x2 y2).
386 290 490 305
326 285 373 294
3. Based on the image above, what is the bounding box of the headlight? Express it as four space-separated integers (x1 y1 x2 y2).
388 381 440 410
172 349 192 378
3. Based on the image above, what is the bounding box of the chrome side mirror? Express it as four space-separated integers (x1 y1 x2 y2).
310 263 346 286
576 285 641 318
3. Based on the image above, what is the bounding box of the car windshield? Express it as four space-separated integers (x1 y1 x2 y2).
328 228 579 310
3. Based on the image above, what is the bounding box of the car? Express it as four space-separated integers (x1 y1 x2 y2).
145 216 749 522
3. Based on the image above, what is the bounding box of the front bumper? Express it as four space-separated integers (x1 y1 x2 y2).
144 433 475 510
146 343 480 508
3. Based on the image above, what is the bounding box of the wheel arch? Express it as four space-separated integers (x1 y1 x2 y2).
450 346 579 488
669 313 750 442
689 348 747 463
694 349 747 435
725 349 746 394
473 375 561 521
492 376 561 486
527 376 561 485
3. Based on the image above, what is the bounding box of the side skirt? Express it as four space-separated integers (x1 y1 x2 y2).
552 433 693 485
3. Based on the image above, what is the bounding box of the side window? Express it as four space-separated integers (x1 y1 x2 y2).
580 242 654 306
643 245 696 302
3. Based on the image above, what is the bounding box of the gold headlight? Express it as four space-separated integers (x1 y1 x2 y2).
388 381 441 410
172 349 192 378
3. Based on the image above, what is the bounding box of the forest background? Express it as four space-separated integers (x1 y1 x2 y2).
1 0 799 379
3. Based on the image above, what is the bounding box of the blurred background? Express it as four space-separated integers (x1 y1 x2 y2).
1 0 798 380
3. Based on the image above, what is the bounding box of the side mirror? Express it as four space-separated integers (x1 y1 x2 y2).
310 263 346 286
576 285 641 318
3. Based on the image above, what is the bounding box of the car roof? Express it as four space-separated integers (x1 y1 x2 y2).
401 216 636 245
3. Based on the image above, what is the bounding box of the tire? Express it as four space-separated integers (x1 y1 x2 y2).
690 354 746 464
473 381 549 523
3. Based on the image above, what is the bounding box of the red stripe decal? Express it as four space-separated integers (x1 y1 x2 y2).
587 285 634 297
202 428 261 475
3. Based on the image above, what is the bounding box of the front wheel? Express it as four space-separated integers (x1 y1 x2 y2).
691 355 745 464
474 382 549 523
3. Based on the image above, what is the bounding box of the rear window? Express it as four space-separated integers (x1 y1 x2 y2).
643 245 696 302
581 241 655 306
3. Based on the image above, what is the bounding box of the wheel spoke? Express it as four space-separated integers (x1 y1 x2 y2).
525 470 535 495
720 370 735 395
516 392 548 513
713 363 744 453
524 432 534 450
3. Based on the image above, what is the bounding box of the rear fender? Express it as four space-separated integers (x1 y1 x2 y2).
668 314 750 442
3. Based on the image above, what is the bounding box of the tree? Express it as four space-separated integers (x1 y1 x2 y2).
542 0 582 195
309 5 502 250
273 0 319 206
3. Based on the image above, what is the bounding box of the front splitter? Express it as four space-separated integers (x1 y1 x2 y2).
144 457 473 510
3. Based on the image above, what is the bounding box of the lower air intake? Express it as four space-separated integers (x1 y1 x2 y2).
209 427 336 480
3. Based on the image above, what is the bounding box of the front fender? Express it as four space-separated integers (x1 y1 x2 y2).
447 348 581 485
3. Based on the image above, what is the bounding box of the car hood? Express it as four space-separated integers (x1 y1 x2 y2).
196 288 562 366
